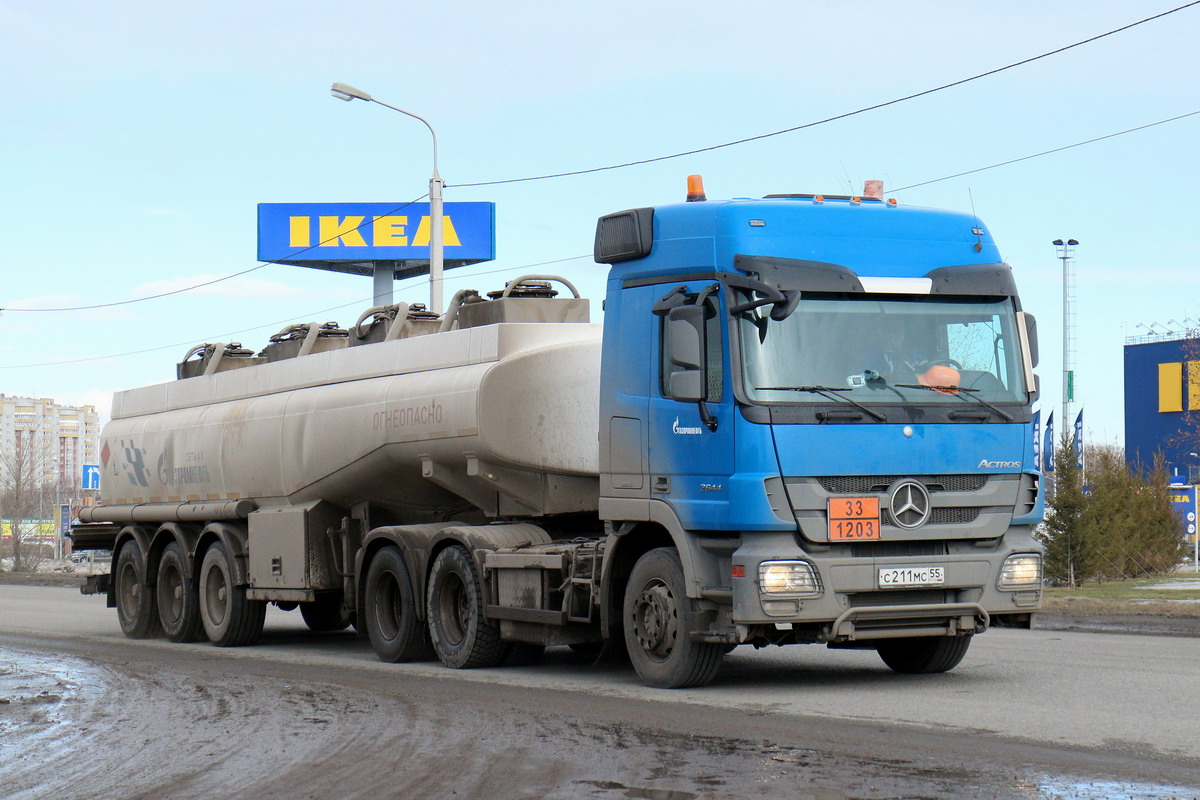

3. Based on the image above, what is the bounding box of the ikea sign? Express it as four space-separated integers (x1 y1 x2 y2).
257 202 495 267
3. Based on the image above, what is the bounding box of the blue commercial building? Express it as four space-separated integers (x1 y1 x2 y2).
1124 335 1197 483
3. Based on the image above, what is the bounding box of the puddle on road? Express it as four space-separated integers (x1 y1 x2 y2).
0 645 105 767
1037 776 1199 799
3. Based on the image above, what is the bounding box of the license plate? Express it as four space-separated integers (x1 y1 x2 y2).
828 497 880 541
878 566 945 588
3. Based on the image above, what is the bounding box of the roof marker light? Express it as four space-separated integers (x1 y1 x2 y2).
851 196 862 205
686 174 707 202
749 219 765 227
887 198 898 206
813 195 825 204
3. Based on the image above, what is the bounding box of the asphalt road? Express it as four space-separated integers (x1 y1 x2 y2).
2 583 1198 799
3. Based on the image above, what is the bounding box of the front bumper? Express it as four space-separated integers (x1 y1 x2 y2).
729 531 1042 642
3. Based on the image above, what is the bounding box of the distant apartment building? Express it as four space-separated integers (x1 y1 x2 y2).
0 395 100 492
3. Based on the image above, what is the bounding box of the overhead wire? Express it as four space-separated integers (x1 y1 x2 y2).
449 1 1200 188
0 195 429 313
0 254 591 370
5 3 1195 315
892 109 1200 192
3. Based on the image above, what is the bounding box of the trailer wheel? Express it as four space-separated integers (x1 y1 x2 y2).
427 545 504 669
115 540 161 639
877 635 972 674
300 594 352 632
198 541 265 647
156 541 202 643
623 548 725 689
364 547 434 662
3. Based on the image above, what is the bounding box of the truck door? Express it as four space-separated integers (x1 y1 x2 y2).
647 283 736 530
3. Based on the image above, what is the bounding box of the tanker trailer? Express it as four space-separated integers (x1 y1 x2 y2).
74 179 1045 689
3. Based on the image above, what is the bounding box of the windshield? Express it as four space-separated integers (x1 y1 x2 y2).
739 293 1027 406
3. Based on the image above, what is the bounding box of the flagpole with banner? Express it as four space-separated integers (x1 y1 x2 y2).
1074 408 1085 474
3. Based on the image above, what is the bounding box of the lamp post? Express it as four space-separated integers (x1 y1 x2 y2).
331 82 444 314
1052 238 1079 433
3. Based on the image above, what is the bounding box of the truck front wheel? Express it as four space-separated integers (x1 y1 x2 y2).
115 540 161 639
427 545 504 669
876 635 972 674
623 548 725 689
198 541 265 647
364 546 433 662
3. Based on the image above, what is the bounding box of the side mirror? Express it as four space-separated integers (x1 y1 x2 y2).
1018 312 1038 368
668 305 706 402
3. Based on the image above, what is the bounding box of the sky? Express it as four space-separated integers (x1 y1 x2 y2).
3 0 1199 448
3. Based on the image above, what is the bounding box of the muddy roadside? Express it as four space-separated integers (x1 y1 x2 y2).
5 569 1198 638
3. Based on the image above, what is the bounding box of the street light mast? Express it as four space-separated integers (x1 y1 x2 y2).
331 82 444 313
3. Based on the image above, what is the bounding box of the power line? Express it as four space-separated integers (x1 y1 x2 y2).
0 255 591 370
892 108 1200 192
450 1 1200 188
5 4 1193 315
0 195 429 313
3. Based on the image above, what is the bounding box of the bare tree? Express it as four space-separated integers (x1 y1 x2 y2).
0 424 53 572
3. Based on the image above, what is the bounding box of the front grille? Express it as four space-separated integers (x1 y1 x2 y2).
818 474 987 494
848 590 948 607
881 507 981 527
849 541 948 558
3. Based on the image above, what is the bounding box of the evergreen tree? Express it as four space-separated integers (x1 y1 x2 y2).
1040 432 1089 586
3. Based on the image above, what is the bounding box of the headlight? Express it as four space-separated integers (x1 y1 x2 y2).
758 561 822 597
998 554 1043 589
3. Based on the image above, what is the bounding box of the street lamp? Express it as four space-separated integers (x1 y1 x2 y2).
331 82 445 314
1052 238 1079 431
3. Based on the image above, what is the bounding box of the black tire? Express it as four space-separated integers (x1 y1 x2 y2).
623 548 725 689
156 541 203 643
115 541 161 639
364 547 434 662
198 541 265 647
427 545 504 669
877 635 972 674
300 593 352 632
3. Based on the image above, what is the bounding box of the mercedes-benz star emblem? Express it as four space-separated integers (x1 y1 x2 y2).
889 480 931 529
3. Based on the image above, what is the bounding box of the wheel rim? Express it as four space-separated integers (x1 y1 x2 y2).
375 571 401 640
437 570 469 646
158 562 184 626
632 578 677 662
203 561 229 627
118 557 140 621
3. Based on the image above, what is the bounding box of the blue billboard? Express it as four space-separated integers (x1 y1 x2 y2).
257 202 495 277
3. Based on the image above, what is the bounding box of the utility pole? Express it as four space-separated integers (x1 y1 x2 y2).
1052 239 1079 432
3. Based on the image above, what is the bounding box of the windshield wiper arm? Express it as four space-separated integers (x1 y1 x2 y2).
894 384 1014 421
758 386 888 422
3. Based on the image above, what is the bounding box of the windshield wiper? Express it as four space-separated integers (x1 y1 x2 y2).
758 386 888 422
894 384 1015 421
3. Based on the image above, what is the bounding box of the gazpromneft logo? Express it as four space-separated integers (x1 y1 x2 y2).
978 459 1021 469
672 417 703 435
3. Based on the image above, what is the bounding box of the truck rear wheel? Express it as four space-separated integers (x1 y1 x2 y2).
300 594 352 632
156 541 202 643
198 541 265 647
364 546 434 662
624 548 725 689
877 635 972 674
427 545 504 669
115 540 161 639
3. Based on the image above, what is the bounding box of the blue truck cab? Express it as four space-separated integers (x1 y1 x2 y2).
596 181 1044 687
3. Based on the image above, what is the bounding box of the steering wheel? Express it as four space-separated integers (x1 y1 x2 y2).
921 358 963 370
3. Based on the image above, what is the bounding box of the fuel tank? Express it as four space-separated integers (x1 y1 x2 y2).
100 322 603 518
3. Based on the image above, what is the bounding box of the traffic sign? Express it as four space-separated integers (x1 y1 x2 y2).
82 464 100 490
